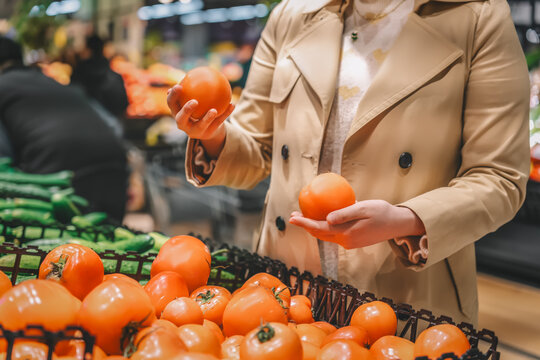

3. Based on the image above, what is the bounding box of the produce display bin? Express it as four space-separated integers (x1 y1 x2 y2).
0 234 499 360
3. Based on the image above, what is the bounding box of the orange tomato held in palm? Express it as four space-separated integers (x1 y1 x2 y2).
240 322 303 360
174 66 231 119
289 295 314 324
0 271 11 297
161 297 204 327
151 235 211 293
191 286 232 326
177 324 221 357
322 326 369 348
299 173 356 221
317 340 371 360
144 271 189 318
350 301 397 345
38 244 104 300
77 279 156 355
370 335 414 360
0 279 80 332
413 324 470 359
222 286 288 337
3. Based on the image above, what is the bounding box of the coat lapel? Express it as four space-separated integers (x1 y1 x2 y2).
288 7 344 121
346 13 464 140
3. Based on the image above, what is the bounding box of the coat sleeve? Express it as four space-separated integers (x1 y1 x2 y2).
185 2 288 190
391 0 531 269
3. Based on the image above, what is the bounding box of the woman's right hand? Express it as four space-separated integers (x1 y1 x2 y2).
167 84 235 141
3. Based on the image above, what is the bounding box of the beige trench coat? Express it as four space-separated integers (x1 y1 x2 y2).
186 0 530 325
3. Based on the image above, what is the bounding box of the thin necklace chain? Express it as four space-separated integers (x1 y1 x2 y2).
356 0 408 21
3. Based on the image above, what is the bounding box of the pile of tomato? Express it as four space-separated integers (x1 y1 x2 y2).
0 235 472 360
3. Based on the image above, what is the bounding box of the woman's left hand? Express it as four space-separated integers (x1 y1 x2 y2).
289 200 426 249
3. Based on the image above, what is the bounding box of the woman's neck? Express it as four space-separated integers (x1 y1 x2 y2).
353 0 404 17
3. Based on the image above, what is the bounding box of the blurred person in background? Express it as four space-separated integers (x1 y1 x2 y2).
0 36 128 221
71 34 128 119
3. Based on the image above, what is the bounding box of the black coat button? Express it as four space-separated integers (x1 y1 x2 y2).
275 216 286 231
399 152 413 169
281 145 289 160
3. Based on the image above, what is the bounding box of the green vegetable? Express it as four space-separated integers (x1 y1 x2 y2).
10 226 67 241
69 195 89 208
78 230 111 243
51 191 80 223
71 212 107 228
25 238 68 250
0 158 12 170
150 232 169 251
0 254 41 270
67 239 113 252
0 170 72 187
13 198 54 212
102 259 152 275
112 234 154 253
114 227 135 241
209 268 236 280
0 209 56 226
0 181 51 201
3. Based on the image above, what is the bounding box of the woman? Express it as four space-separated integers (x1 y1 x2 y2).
168 0 530 325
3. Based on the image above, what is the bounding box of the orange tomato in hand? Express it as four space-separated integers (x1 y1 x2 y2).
322 326 369 348
222 286 288 337
299 173 356 221
161 297 204 326
413 324 470 359
295 324 327 347
151 235 211 293
77 279 156 355
177 324 221 357
350 301 397 345
0 279 80 332
144 271 189 318
221 335 243 359
191 286 232 326
240 322 303 360
172 66 232 119
289 295 314 324
370 335 414 360
234 273 291 308
0 270 11 297
38 244 104 300
317 340 371 360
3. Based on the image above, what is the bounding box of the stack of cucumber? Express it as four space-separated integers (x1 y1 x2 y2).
0 158 169 255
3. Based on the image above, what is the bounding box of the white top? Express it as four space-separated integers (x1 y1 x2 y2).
318 0 414 279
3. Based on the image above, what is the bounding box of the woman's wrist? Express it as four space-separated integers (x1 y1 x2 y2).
394 206 426 238
200 125 227 159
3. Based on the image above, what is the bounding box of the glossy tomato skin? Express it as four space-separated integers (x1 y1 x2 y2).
289 295 314 324
0 270 11 297
2 341 50 360
221 335 243 360
150 235 211 293
0 279 80 332
234 273 291 308
191 286 232 326
350 301 397 345
152 318 179 333
294 324 327 348
144 271 189 318
177 324 221 357
130 326 187 360
317 340 372 360
203 319 225 343
240 322 303 360
299 173 356 221
77 279 156 355
222 286 288 337
311 322 337 335
39 244 104 300
56 339 107 360
322 326 369 348
413 324 470 359
176 66 232 119
103 273 141 287
370 335 414 360
302 341 320 360
170 353 219 360
161 297 204 327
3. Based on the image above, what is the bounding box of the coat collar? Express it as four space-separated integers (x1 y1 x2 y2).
300 0 479 14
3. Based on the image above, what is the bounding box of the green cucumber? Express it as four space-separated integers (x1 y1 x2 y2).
25 238 68 248
0 158 12 169
67 239 113 252
69 195 89 208
0 181 52 201
51 191 80 223
150 232 169 251
10 226 67 241
114 227 135 241
13 198 53 212
112 234 154 253
0 171 72 187
0 254 41 270
0 209 56 226
72 212 108 229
